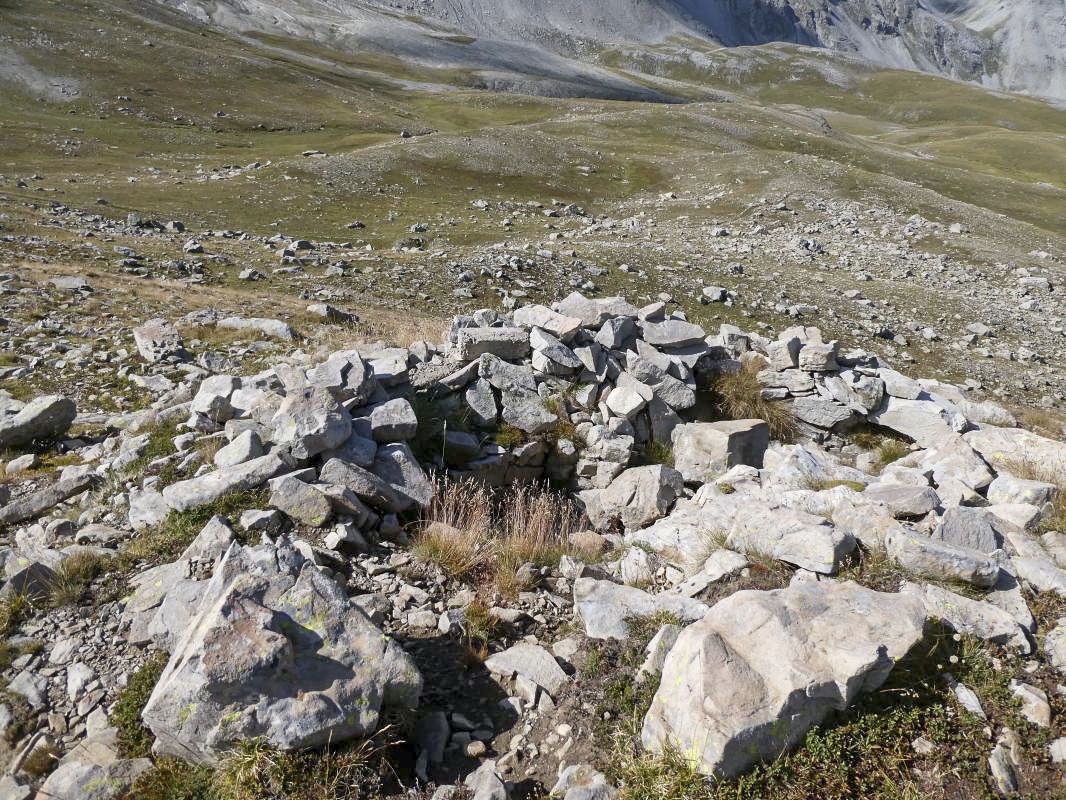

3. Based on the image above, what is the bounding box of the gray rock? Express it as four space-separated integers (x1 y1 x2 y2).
573 577 707 640
0 395 76 449
128 487 169 531
36 727 151 800
512 304 582 341
0 472 96 525
727 505 854 574
133 319 185 363
863 484 941 518
455 327 530 361
933 507 1000 553
306 351 376 404
964 426 1066 484
217 316 297 341
484 643 568 699
640 319 706 348
463 760 509 800
553 292 638 329
321 432 377 469
583 465 684 530
671 420 768 484
797 341 838 371
142 541 422 765
791 395 857 430
987 474 1057 506
269 476 332 527
213 430 264 469
369 398 418 442
530 326 581 369
869 395 967 448
161 453 288 512
885 530 999 588
604 385 646 419
909 582 1030 652
1045 619 1066 671
372 443 433 509
272 387 351 459
641 580 925 778
191 374 241 422
501 389 557 434
320 458 410 512
465 378 498 426
551 764 615 800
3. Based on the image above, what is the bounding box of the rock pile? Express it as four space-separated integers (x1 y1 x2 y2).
1 291 1065 797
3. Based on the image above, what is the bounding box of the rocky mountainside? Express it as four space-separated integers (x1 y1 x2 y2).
1 276 1066 799
158 0 1066 101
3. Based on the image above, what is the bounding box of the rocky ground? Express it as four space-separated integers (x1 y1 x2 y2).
1 274 1065 800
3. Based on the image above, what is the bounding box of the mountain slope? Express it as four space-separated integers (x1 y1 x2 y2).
156 0 1066 103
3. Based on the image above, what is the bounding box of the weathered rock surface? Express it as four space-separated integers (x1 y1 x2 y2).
641 580 926 777
142 541 422 765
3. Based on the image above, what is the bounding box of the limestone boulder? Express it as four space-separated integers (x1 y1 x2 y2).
671 420 769 484
641 581 925 777
0 395 76 449
142 541 422 765
583 466 684 531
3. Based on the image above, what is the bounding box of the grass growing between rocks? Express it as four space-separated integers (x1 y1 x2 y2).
413 477 588 597
117 488 270 574
701 363 796 442
121 417 183 480
600 627 1052 800
47 550 108 608
0 593 31 638
112 651 169 758
124 732 401 800
851 426 912 473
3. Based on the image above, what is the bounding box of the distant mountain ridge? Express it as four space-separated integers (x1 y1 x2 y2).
158 0 1066 102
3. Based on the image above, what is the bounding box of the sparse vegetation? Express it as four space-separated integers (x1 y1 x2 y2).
47 551 107 608
413 477 587 596
804 478 866 493
117 488 269 573
0 638 43 672
20 738 61 777
641 441 675 468
493 423 526 449
703 363 796 442
123 758 214 800
112 651 169 758
211 733 395 800
601 628 1043 800
122 418 183 479
0 593 31 638
852 427 912 473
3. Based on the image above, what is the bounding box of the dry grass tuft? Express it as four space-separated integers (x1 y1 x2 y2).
0 593 31 637
706 362 796 442
413 477 587 596
48 551 107 608
998 457 1065 534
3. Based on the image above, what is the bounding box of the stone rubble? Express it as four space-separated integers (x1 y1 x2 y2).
1 290 1065 796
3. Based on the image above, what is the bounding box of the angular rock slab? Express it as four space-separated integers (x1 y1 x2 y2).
573 577 707 640
726 505 854 575
582 465 684 531
671 420 768 484
142 542 422 765
964 426 1066 485
0 395 76 449
162 453 288 512
641 580 925 777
